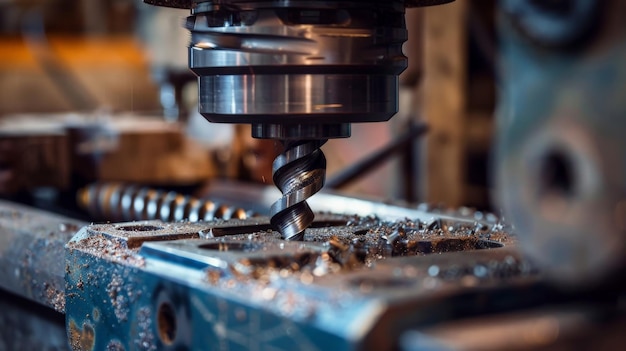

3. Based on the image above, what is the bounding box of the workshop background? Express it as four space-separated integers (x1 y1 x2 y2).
3 1 626 350
0 0 495 211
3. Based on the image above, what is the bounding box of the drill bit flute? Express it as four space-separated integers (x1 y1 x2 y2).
271 140 327 240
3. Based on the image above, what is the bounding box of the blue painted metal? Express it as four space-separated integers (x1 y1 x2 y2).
64 216 548 351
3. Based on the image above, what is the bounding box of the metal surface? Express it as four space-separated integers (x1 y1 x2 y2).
402 304 626 351
77 183 255 223
185 1 408 139
64 213 551 351
0 200 85 313
496 0 626 286
200 180 502 224
271 140 327 240
0 289 69 351
1 195 623 350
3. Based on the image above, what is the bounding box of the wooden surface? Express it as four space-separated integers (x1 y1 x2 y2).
0 36 160 116
422 0 468 207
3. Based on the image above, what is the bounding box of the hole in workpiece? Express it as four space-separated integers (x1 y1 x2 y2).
538 150 576 199
206 224 273 237
157 302 177 345
199 241 264 252
309 219 349 228
117 225 163 232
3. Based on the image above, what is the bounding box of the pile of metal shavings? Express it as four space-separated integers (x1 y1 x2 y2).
66 233 146 268
43 282 66 313
305 216 513 265
202 214 520 289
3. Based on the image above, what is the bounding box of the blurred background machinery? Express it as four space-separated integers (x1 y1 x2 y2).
1 0 626 350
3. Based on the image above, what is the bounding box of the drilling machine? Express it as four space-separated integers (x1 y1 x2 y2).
142 0 452 240
2 0 626 350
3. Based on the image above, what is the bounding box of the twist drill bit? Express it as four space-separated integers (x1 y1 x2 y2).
271 140 327 241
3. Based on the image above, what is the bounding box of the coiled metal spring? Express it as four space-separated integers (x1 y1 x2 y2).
78 183 254 223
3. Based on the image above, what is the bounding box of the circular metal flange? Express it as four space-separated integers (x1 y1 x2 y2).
252 123 350 139
187 3 408 140
144 0 455 9
496 67 626 287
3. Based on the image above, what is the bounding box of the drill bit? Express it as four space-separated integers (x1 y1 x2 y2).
271 140 327 241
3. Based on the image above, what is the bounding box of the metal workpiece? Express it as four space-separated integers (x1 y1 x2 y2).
63 212 551 351
200 179 502 224
0 200 85 313
402 305 626 351
77 183 255 223
271 140 327 240
496 0 626 287
0 289 70 351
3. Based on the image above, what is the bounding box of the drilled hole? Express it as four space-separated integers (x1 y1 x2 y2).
538 150 576 198
529 0 575 16
117 225 163 232
157 302 177 345
309 219 349 228
199 242 264 252
205 224 273 237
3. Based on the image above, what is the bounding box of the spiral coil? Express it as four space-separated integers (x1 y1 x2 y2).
78 183 253 223
270 140 327 241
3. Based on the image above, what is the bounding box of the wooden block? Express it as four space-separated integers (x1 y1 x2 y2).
422 0 467 207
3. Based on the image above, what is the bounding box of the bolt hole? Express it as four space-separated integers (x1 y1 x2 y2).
117 225 163 232
538 150 576 198
157 302 177 345
529 0 575 17
199 241 263 252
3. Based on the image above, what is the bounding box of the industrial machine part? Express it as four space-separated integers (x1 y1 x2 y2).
77 182 255 222
0 199 519 350
496 0 626 286
142 0 453 240
63 217 527 351
2 199 624 350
